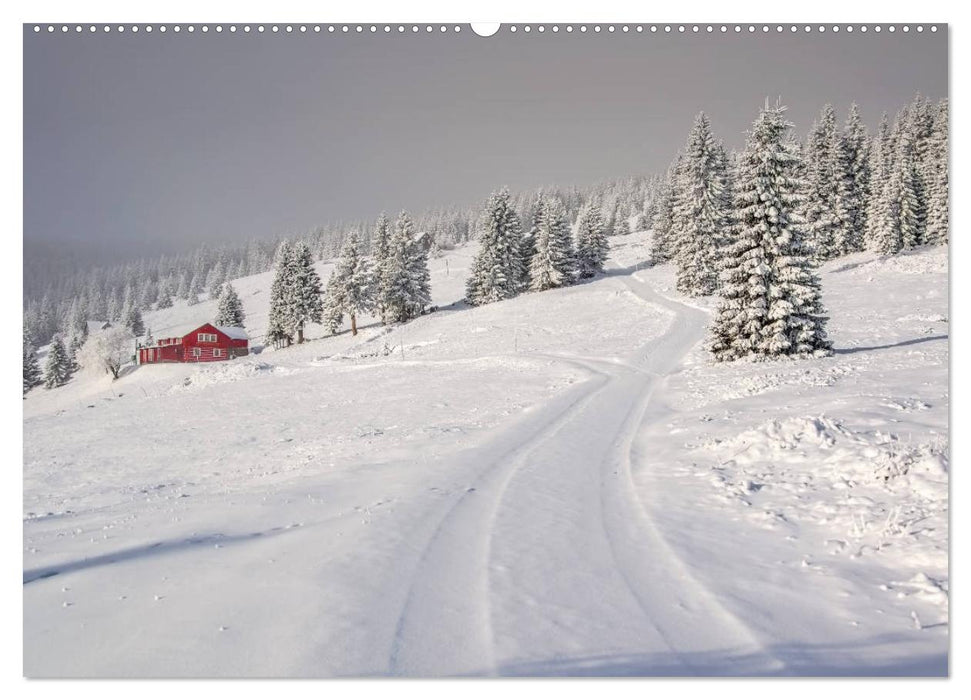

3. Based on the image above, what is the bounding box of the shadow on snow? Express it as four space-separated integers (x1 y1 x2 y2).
835 334 948 355
23 527 298 584
484 636 947 677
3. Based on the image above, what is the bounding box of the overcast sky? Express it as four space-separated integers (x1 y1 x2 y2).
24 25 947 262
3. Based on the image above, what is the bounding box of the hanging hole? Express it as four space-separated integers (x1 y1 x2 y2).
470 23 500 37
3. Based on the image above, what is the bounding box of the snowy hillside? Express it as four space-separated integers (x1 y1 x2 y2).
23 230 948 677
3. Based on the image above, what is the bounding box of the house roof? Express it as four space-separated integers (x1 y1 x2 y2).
215 326 249 340
151 322 248 341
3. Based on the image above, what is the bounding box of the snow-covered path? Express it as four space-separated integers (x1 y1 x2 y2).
383 271 779 676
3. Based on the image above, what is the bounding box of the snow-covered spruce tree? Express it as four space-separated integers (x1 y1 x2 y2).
67 333 84 371
215 282 246 328
924 99 949 245
380 212 431 323
906 99 932 246
613 216 631 236
803 105 843 262
575 202 610 278
835 103 871 254
650 157 680 264
323 232 373 335
870 120 924 255
123 305 145 337
709 101 833 362
864 112 891 248
155 282 174 309
207 260 227 297
175 271 190 301
138 280 158 311
371 213 392 322
68 301 88 343
909 97 935 241
286 241 324 344
110 292 126 322
518 227 537 291
465 188 525 305
528 196 575 292
23 323 41 395
671 113 731 296
266 240 295 347
187 272 204 305
43 335 72 388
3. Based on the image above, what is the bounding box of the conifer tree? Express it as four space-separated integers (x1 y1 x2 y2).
176 271 191 301
67 334 84 371
156 283 174 309
709 101 832 362
207 260 227 297
139 280 158 311
371 214 392 320
864 112 892 247
64 302 88 367
671 113 730 296
123 305 145 337
518 227 537 291
323 232 373 335
528 196 575 291
215 283 246 328
909 96 936 241
266 241 295 347
23 324 41 395
287 241 324 343
187 272 204 305
575 202 610 278
380 212 431 323
835 103 871 254
803 104 843 262
651 158 680 263
871 121 924 255
43 335 72 388
924 99 949 245
465 188 525 305
106 295 121 323
613 216 631 236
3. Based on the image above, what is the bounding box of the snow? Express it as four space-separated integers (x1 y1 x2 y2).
214 326 249 340
23 230 947 677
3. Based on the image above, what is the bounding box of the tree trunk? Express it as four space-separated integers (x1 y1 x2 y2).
351 314 358 336
297 326 304 344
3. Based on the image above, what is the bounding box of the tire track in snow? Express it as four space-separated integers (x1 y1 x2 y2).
593 274 787 674
386 358 612 676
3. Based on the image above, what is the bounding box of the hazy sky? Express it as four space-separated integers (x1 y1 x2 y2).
24 25 947 261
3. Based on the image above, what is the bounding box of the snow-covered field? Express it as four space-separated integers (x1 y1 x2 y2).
22 230 948 677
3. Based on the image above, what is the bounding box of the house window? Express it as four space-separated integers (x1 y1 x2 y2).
192 348 201 358
213 348 222 358
197 332 217 343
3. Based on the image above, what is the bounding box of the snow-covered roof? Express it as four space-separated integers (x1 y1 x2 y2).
154 323 202 340
215 326 249 340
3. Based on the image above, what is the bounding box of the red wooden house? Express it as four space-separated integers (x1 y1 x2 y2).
138 323 249 364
